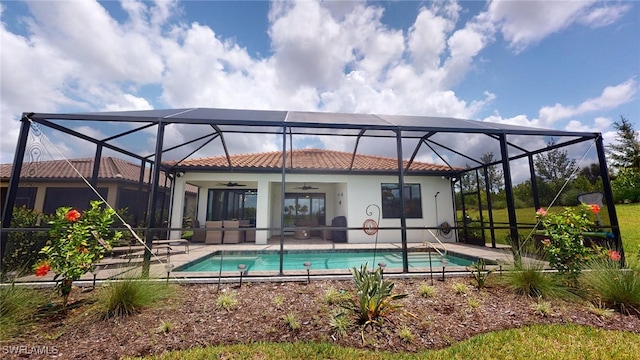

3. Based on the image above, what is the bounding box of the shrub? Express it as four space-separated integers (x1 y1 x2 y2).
329 311 351 337
467 259 494 289
323 287 349 305
535 204 600 280
216 291 238 311
581 257 640 315
398 326 415 343
283 312 300 330
346 263 407 327
418 283 437 298
35 201 122 306
452 282 468 295
96 278 175 319
532 298 552 316
2 206 52 275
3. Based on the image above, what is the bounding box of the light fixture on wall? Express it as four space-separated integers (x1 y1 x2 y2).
176 171 185 178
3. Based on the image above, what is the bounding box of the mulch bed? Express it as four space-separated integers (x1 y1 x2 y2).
4 276 640 359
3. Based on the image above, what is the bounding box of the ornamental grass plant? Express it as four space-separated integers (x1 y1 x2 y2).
0 286 49 340
95 277 176 320
581 256 640 315
501 258 572 299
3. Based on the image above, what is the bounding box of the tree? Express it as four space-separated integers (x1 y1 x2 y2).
578 163 601 185
534 140 578 206
480 152 503 194
535 140 578 183
607 116 640 171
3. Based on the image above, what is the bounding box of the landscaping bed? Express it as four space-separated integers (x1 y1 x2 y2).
3 276 639 359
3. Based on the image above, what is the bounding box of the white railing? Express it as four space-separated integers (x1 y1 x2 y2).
422 227 448 258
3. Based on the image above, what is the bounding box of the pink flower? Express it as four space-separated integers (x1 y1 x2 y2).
542 238 551 246
65 209 81 222
536 208 547 216
608 250 621 262
590 204 600 214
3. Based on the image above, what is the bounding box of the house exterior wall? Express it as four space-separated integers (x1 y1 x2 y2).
172 171 456 245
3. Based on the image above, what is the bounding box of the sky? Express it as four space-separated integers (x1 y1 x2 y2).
0 0 638 179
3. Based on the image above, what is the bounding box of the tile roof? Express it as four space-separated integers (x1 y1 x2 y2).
0 157 159 183
172 149 457 173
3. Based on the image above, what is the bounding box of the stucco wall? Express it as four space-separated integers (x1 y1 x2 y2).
178 172 456 245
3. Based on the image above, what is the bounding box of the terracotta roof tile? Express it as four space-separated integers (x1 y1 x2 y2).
173 149 457 173
1 157 160 183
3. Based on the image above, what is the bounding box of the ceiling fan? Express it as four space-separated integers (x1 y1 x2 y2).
218 182 246 187
294 183 319 190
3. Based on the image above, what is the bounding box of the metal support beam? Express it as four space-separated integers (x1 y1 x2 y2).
499 134 520 260
528 155 541 211
483 166 496 248
396 130 409 273
143 121 165 276
1 115 31 268
91 145 102 189
279 126 288 276
595 136 624 265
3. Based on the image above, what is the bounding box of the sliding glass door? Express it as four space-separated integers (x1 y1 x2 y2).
206 189 257 224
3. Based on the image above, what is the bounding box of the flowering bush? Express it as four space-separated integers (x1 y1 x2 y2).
536 203 601 280
34 201 122 306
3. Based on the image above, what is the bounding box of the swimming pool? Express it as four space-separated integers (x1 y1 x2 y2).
175 250 477 273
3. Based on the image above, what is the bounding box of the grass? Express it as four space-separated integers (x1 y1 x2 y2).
130 324 640 359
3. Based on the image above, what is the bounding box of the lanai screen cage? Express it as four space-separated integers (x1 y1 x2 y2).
1 108 624 279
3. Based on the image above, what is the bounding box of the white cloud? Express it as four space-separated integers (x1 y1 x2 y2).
0 0 634 167
488 0 630 52
578 3 632 28
538 79 637 126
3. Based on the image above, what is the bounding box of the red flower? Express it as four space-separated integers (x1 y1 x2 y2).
35 262 51 277
608 250 621 262
65 209 81 222
536 208 547 216
590 204 600 214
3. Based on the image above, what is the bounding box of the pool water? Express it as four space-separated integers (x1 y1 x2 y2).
175 250 475 272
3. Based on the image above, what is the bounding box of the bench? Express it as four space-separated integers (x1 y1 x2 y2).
153 239 189 253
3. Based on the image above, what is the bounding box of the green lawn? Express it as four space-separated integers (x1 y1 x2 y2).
458 203 639 255
133 324 640 360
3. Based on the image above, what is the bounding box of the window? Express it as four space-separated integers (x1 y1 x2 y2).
43 187 108 215
206 189 257 223
283 193 325 228
381 183 422 218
